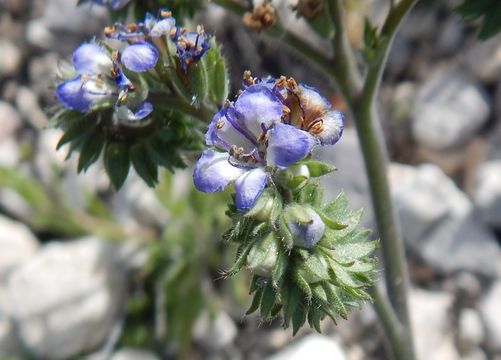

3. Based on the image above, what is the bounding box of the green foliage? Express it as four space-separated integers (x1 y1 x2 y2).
223 177 378 334
456 0 501 40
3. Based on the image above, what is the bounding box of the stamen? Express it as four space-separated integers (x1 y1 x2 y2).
160 10 172 18
243 70 255 85
216 118 225 129
275 75 287 88
306 118 324 134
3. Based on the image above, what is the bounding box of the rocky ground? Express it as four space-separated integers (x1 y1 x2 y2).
0 0 500 359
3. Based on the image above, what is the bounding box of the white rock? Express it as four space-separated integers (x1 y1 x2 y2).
474 161 501 228
480 281 501 351
110 348 160 360
458 309 485 352
0 101 21 141
268 334 346 360
0 216 38 279
192 310 237 349
4 237 127 359
0 138 20 167
0 40 21 78
409 288 458 360
412 68 490 150
389 163 500 276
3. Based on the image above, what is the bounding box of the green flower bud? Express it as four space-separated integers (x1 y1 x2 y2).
247 232 279 276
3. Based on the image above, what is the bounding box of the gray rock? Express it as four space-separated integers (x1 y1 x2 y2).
4 237 127 359
0 284 22 357
0 102 21 141
25 0 107 52
389 163 500 277
111 172 169 228
473 161 501 228
28 52 60 103
314 128 374 229
0 40 21 79
458 309 485 352
480 281 501 352
110 348 160 360
436 16 464 56
464 35 501 82
409 288 459 360
0 216 38 280
15 87 48 130
267 334 346 360
193 310 237 350
412 68 490 150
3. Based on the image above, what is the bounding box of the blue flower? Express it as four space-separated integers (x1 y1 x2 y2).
104 9 176 41
176 26 210 72
55 43 130 112
245 74 344 146
113 101 154 126
193 84 314 211
55 41 158 112
78 0 130 10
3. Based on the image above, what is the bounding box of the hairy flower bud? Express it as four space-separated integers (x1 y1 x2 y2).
247 232 279 276
286 206 325 248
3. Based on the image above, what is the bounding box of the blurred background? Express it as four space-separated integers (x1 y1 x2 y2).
0 0 500 359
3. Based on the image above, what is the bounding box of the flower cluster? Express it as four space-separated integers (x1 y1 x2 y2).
194 73 344 225
52 8 216 189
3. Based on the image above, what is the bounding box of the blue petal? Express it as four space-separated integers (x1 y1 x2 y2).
72 43 112 75
150 18 176 37
121 42 159 72
205 108 257 152
115 102 153 122
193 149 245 193
234 84 283 138
289 208 325 248
109 0 130 9
266 123 313 169
318 109 344 145
55 76 91 112
234 167 268 211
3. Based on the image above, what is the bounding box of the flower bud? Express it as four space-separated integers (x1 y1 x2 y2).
247 232 279 276
286 206 325 248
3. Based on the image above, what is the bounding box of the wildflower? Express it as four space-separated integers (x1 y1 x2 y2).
104 9 177 41
193 84 314 210
113 101 153 126
78 0 130 10
55 43 132 112
176 26 210 71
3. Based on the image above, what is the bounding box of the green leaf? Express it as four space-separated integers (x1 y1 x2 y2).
292 304 307 336
307 306 323 333
456 0 501 40
187 60 208 102
297 182 323 207
317 209 348 230
130 143 158 187
271 251 289 289
322 283 347 319
260 281 277 319
103 142 130 190
302 160 336 177
77 131 105 173
282 281 301 328
246 287 263 315
56 114 95 150
225 237 258 277
277 214 294 250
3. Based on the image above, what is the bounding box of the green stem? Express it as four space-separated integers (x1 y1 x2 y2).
149 92 216 123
